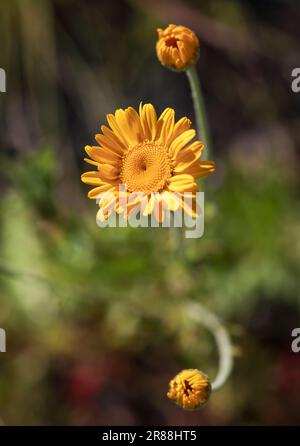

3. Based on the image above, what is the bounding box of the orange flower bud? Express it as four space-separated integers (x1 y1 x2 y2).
156 24 200 71
167 369 211 410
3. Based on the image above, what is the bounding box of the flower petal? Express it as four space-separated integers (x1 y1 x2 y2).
139 103 158 141
84 158 99 167
175 140 204 162
98 163 120 181
169 129 196 158
173 141 204 173
183 160 216 178
85 145 120 166
88 185 115 199
114 108 143 147
81 171 103 185
168 174 199 192
98 126 127 155
169 117 191 145
106 113 130 148
126 107 144 141
158 108 175 145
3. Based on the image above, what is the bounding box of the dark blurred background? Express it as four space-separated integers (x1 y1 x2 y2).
0 0 300 425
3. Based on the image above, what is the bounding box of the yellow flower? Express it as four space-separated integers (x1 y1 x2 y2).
156 24 200 71
167 369 211 410
81 103 215 222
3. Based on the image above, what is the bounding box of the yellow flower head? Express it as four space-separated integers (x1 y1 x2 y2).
156 24 200 71
81 103 215 222
167 369 211 410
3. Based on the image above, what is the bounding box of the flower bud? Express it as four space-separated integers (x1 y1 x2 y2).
156 24 200 71
167 369 211 410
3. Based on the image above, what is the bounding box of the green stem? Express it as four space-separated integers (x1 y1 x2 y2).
186 301 233 391
186 65 211 160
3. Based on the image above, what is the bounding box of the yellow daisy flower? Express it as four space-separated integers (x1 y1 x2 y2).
156 24 200 71
81 103 215 222
167 369 211 410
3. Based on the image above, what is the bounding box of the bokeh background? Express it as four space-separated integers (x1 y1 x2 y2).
1 0 300 425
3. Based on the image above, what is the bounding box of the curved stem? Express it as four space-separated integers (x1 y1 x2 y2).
186 66 211 160
185 301 233 391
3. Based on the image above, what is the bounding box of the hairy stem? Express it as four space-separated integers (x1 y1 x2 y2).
186 65 211 160
186 301 233 391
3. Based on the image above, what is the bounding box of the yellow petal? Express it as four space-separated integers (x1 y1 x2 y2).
85 145 120 166
99 163 120 181
139 103 158 141
81 171 103 185
158 108 175 145
173 141 204 173
106 113 130 148
88 185 115 199
175 140 204 162
114 108 143 147
169 129 196 158
169 117 191 145
168 174 199 192
84 158 99 167
184 161 216 178
126 107 144 140
98 126 127 155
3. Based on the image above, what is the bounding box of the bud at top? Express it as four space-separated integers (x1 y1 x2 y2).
156 24 200 71
167 369 211 410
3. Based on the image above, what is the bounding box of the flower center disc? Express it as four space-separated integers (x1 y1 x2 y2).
120 142 171 193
